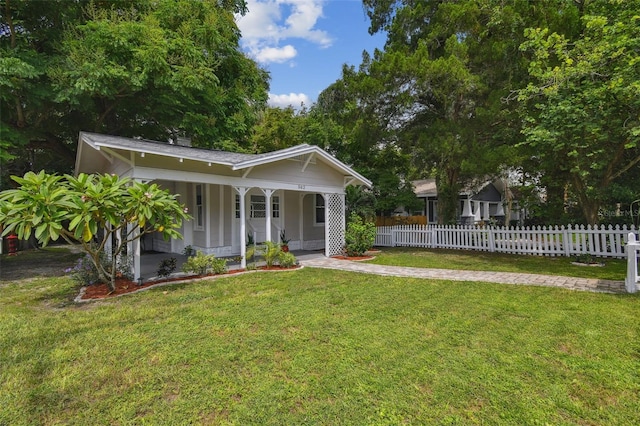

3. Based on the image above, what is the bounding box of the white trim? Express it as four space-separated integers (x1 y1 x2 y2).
235 187 249 268
302 153 314 172
132 166 346 195
219 186 224 247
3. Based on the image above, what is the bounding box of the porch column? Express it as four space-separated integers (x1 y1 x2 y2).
483 202 490 221
132 226 141 280
473 201 481 222
462 198 472 216
234 187 249 268
262 189 274 243
299 194 305 250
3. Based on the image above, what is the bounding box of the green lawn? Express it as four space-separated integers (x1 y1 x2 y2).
1 265 639 425
366 247 628 280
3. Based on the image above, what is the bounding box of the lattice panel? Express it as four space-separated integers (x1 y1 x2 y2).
325 193 346 256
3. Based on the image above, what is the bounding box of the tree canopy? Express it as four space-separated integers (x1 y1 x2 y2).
0 0 268 187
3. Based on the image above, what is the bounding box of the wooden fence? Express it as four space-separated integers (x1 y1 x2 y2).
375 224 638 259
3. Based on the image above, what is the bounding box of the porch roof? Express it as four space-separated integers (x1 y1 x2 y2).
77 132 371 188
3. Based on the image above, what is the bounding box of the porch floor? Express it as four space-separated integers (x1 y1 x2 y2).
139 250 325 280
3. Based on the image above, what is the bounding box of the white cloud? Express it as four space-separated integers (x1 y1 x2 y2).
256 45 297 63
268 92 311 109
237 0 332 64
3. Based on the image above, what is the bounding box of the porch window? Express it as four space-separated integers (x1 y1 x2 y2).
235 194 240 219
195 184 204 230
272 196 280 218
250 195 266 218
315 194 325 224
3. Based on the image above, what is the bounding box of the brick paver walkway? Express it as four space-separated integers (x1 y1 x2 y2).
299 257 627 294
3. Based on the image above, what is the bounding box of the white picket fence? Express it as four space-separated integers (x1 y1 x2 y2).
375 224 638 259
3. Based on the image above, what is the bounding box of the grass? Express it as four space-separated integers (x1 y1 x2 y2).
366 247 628 280
1 261 639 424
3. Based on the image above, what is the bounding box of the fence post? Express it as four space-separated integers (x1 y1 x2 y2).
626 232 639 293
488 227 496 252
563 226 571 257
391 225 396 247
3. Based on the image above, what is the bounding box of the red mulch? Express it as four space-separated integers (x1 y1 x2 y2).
331 255 374 261
80 266 299 300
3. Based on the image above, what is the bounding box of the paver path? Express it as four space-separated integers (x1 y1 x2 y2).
300 257 627 294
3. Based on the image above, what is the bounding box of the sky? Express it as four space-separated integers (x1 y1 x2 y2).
236 0 387 109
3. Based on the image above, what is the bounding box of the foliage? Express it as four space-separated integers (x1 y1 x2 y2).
279 230 290 245
181 251 227 275
157 257 177 278
181 245 195 257
278 251 297 268
517 1 640 224
0 171 190 291
66 252 133 286
261 241 282 268
1 0 268 187
344 212 376 257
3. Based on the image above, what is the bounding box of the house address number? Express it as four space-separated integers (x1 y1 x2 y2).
298 184 306 190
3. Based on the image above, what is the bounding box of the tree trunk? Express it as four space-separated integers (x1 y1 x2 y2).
436 168 461 225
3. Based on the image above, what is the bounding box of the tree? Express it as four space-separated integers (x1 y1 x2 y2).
0 0 268 187
517 0 640 224
0 171 190 291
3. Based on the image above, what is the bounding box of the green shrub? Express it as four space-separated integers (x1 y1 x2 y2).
278 251 297 268
65 252 133 285
344 212 376 257
181 251 228 275
157 257 177 277
210 257 228 274
262 241 282 267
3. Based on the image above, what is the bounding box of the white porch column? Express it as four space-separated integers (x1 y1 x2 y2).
496 202 505 216
299 194 305 250
262 189 274 243
205 183 211 249
235 187 249 268
462 198 472 217
473 201 481 222
132 226 141 280
483 202 490 221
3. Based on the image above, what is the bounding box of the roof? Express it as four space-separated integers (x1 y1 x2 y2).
412 179 501 198
77 132 372 187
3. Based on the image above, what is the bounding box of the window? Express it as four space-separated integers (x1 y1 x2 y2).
195 184 204 230
315 194 325 224
235 194 240 219
272 196 280 218
250 195 266 218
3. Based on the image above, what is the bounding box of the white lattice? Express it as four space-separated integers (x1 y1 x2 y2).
325 193 345 256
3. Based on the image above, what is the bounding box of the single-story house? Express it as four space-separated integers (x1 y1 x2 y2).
402 178 522 225
75 132 371 277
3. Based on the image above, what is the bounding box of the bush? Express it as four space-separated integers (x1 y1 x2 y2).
66 252 133 285
278 251 297 268
181 251 227 275
344 212 376 257
157 257 177 278
262 241 282 267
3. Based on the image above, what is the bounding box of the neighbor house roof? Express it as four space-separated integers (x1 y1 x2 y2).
77 132 372 188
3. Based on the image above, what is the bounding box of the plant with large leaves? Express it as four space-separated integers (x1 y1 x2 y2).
0 171 190 291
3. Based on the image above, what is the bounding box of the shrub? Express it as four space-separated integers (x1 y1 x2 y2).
344 212 376 257
157 257 177 278
210 257 228 274
278 251 297 268
262 241 282 267
66 252 133 285
181 251 227 275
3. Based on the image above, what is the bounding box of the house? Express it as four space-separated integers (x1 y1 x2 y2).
408 178 522 225
75 132 371 277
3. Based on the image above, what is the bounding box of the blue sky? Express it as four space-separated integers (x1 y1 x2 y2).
236 0 387 108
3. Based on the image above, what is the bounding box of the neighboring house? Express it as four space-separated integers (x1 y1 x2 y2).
405 178 522 225
75 132 371 275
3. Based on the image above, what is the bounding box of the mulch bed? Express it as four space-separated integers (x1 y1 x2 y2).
79 266 299 300
331 255 374 261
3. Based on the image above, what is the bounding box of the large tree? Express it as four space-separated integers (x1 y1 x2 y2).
0 0 268 187
357 0 584 224
517 0 640 224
